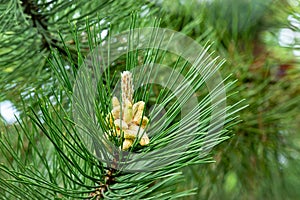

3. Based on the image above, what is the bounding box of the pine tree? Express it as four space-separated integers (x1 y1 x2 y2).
1 0 299 199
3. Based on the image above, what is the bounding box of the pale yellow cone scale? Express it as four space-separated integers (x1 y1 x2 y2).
122 139 133 150
112 96 120 107
127 125 148 146
139 135 150 146
111 106 120 119
128 124 143 132
125 125 146 139
133 101 145 116
123 129 138 139
132 112 142 125
114 119 128 130
132 115 149 128
141 116 149 128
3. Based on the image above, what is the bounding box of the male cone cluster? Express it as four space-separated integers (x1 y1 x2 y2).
107 71 150 150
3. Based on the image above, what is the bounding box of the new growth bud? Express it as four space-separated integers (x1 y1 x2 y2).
107 71 150 151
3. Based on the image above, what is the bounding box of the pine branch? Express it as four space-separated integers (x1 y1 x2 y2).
0 19 242 199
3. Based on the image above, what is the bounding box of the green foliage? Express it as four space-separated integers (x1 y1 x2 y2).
0 0 150 109
1 0 300 199
157 0 300 199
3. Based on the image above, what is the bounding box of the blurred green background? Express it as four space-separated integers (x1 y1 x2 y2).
1 0 300 199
